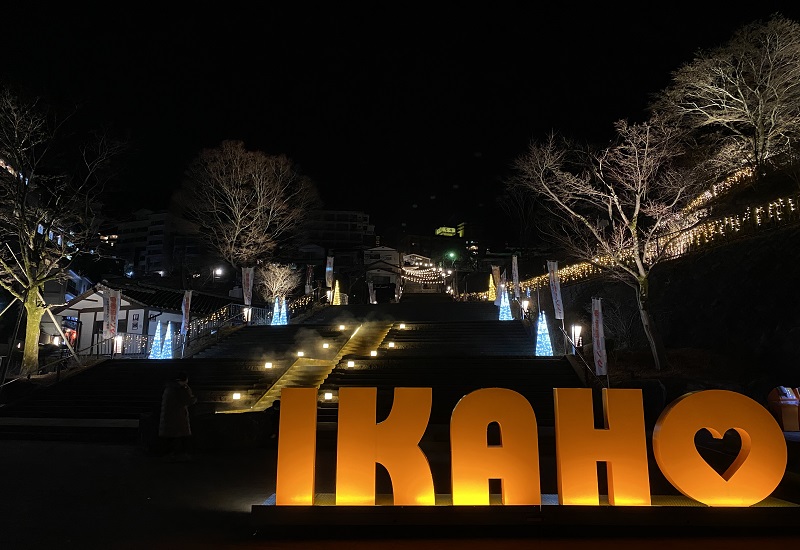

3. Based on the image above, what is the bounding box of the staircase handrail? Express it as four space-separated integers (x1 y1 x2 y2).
559 325 607 389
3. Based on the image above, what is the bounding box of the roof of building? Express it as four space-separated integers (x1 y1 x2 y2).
54 279 263 317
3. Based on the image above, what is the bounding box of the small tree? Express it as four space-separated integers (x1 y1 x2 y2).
510 118 704 371
0 87 121 376
653 14 800 174
256 262 301 303
182 140 319 270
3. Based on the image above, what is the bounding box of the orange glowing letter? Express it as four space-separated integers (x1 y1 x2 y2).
336 387 435 505
450 388 540 505
275 388 318 505
554 388 651 506
653 390 787 507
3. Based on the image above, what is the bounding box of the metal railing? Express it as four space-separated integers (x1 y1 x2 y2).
62 303 273 361
559 326 608 389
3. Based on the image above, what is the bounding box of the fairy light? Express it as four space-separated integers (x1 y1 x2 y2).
507 190 800 295
401 265 447 284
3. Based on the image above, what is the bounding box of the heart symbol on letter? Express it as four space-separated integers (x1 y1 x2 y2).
694 427 749 481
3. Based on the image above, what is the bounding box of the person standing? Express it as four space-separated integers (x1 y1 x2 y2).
159 371 197 461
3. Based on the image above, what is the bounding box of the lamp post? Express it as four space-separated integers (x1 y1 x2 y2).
213 267 223 284
570 324 582 355
447 251 457 297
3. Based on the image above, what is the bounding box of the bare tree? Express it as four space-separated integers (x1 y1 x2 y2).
0 87 122 376
256 262 302 302
183 140 319 269
496 184 540 248
510 118 704 371
653 14 800 174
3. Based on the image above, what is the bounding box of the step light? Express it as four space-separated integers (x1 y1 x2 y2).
264 362 272 369
232 392 241 400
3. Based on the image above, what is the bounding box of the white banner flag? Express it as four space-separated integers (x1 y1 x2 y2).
305 264 314 295
591 297 608 376
242 267 255 306
102 289 120 339
325 256 334 288
512 255 520 299
180 290 192 335
547 260 564 320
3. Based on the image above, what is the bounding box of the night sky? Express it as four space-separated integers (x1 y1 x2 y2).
3 4 800 241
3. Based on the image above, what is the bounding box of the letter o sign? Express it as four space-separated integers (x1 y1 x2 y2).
653 390 787 506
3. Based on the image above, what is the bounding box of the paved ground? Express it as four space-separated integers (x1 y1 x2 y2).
4 427 800 549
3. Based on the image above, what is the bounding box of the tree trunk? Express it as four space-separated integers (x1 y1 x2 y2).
20 293 46 377
636 277 667 372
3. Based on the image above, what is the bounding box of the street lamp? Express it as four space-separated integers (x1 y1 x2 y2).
213 267 223 283
570 324 582 355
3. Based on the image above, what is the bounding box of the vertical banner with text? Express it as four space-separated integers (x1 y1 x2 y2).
242 267 255 306
591 297 608 376
512 255 520 300
305 265 314 295
181 290 193 335
325 256 334 288
103 289 120 339
547 260 564 320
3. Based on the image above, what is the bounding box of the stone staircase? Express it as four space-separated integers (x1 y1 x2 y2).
252 323 393 410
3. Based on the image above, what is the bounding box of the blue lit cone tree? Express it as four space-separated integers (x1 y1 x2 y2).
161 322 174 359
271 297 281 325
148 322 163 359
279 297 288 325
499 286 513 320
535 311 553 356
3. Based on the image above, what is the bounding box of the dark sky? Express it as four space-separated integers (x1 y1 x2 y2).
3 4 800 241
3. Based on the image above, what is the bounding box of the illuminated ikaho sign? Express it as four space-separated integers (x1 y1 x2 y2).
275 387 787 507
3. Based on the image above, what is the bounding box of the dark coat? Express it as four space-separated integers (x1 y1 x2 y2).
159 380 197 438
